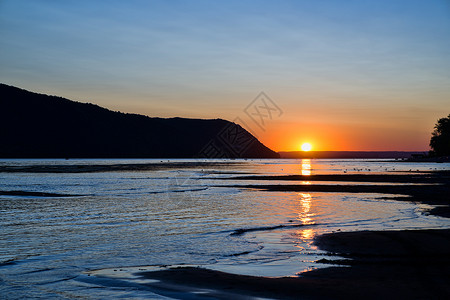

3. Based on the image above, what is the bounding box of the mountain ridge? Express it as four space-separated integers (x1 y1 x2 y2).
0 83 279 158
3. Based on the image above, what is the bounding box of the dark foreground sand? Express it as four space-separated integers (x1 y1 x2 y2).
138 229 450 299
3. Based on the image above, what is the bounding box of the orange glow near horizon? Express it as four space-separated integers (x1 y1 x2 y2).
257 120 431 152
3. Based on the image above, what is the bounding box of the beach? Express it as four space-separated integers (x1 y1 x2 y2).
98 164 450 299
135 229 450 299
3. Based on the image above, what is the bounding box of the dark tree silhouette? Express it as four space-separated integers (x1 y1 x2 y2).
430 114 450 157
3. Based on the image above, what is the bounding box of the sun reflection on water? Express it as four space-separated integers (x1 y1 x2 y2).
297 192 317 243
298 192 314 225
300 228 314 240
301 159 311 176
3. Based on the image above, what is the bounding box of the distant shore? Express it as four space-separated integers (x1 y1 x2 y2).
405 156 450 163
278 150 450 162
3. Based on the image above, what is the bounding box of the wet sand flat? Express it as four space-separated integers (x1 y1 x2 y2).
138 229 450 299
134 170 450 299
0 190 81 197
3 161 449 298
220 171 450 218
0 161 245 173
224 172 450 183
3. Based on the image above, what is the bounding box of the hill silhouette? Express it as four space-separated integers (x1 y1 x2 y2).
0 84 279 158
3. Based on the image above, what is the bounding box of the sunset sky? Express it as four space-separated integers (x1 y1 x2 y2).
1 0 449 151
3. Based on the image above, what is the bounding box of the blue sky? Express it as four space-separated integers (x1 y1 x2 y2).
1 0 449 150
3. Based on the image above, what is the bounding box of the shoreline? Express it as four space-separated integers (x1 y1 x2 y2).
3 159 449 298
2 167 449 217
131 170 450 298
1 159 449 174
0 161 246 173
133 229 450 299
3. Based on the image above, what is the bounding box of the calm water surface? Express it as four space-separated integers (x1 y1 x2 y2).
1 159 449 299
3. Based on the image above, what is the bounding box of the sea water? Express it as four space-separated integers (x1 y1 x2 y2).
1 159 449 299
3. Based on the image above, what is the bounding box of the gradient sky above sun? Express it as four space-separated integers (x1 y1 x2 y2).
1 0 449 151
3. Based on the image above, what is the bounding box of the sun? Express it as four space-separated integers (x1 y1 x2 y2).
301 142 312 152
